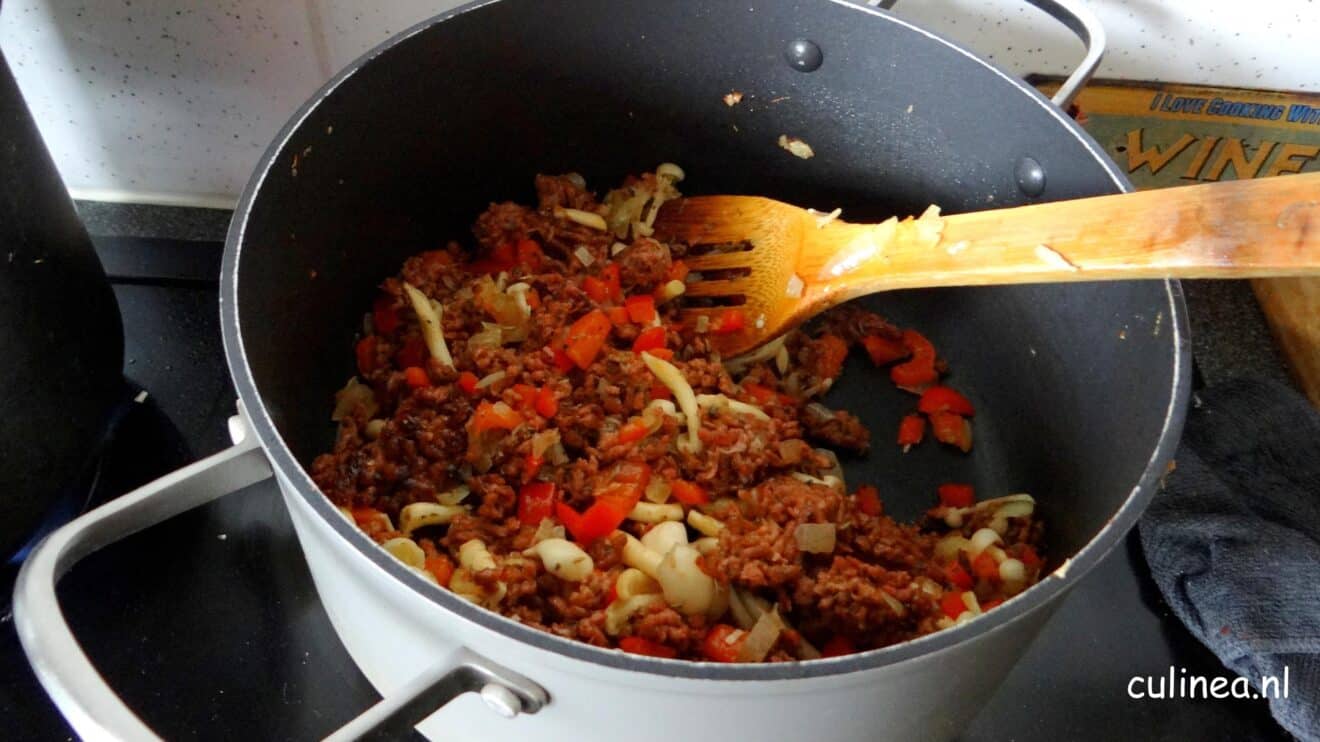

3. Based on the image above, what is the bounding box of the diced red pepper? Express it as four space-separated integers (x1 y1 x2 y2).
741 382 776 405
897 414 926 448
403 366 430 388
372 295 400 335
599 263 623 302
552 348 576 373
525 289 541 310
813 335 850 380
467 242 516 274
710 308 746 334
981 598 1004 611
583 275 612 303
918 386 975 416
534 385 558 418
396 337 427 370
625 295 657 324
632 326 666 353
515 238 544 270
972 551 1000 581
557 498 630 544
424 555 455 587
619 636 679 659
616 418 650 445
1016 543 1043 569
511 383 538 411
941 591 969 620
860 334 909 366
667 260 690 283
355 336 378 375
820 635 856 658
937 483 975 508
669 480 709 506
517 482 558 525
890 330 939 390
457 371 479 395
604 306 630 326
650 382 673 401
472 400 522 434
563 309 612 370
945 561 974 590
855 485 882 516
645 348 675 361
701 624 746 662
605 580 619 606
523 453 544 483
929 411 973 452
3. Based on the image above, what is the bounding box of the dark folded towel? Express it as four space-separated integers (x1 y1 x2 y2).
1140 378 1320 741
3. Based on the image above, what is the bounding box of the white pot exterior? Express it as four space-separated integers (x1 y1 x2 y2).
278 470 1057 742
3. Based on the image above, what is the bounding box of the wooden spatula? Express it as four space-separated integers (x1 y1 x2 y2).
653 171 1320 357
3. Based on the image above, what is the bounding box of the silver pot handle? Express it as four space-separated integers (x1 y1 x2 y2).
873 0 1106 110
12 408 548 739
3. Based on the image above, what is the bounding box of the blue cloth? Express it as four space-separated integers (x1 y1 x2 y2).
1140 379 1320 741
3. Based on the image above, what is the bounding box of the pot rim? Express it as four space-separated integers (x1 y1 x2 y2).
220 0 1192 682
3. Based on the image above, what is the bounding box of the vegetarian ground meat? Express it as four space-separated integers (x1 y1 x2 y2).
312 166 1047 663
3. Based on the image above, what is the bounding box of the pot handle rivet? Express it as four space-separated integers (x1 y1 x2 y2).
480 683 523 719
784 39 823 72
1015 156 1047 197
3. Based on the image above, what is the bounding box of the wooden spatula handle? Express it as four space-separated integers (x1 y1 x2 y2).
810 171 1320 296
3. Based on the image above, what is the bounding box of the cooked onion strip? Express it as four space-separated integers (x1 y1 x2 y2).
641 352 700 453
723 334 788 376
793 523 837 554
474 370 506 389
696 394 770 421
403 282 454 369
435 485 471 506
738 609 784 662
332 377 378 421
558 207 608 231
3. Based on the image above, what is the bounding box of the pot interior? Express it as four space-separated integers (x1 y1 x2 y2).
228 0 1184 576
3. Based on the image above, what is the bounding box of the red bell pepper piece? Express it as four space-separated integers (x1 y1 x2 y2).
941 591 969 620
701 624 746 662
517 482 558 525
616 418 650 445
918 386 975 416
608 461 652 486
403 366 430 388
372 295 400 335
551 348 576 373
937 483 975 508
619 636 678 659
971 551 1000 581
624 295 657 324
355 336 378 375
534 385 558 418
860 334 909 366
583 275 611 303
599 263 623 302
563 309 612 369
820 635 856 658
855 485 882 516
945 561 974 590
467 242 517 274
645 348 674 361
666 260 690 283
396 337 427 370
710 308 746 334
929 411 973 452
424 555 455 587
897 414 926 448
523 453 544 482
981 598 1004 611
457 371 479 395
1016 543 1043 569
604 306 630 326
669 479 709 506
511 383 538 411
632 326 666 353
472 400 521 434
515 238 544 270
890 330 939 390
558 498 630 544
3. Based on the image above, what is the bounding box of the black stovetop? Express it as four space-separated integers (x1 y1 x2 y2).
0 235 1287 741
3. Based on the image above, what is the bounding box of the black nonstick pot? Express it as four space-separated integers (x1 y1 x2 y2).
0 48 124 557
15 1 1190 739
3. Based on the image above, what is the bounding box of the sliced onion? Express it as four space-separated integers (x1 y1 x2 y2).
644 478 672 504
474 370 506 389
573 245 596 266
402 283 454 369
364 419 386 439
530 430 560 460
723 334 788 376
558 207 608 231
968 528 1002 558
737 609 784 662
793 522 836 554
332 377 377 421
656 162 686 182
532 517 565 544
641 352 700 453
694 314 710 333
695 393 770 421
934 535 971 561
879 591 906 617
655 279 686 303
778 439 809 464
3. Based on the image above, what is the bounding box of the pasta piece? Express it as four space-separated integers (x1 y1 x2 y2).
525 538 594 581
399 502 468 536
686 510 725 537
628 502 685 523
614 568 662 600
656 544 717 616
459 539 497 572
381 537 426 569
621 533 663 578
641 352 701 453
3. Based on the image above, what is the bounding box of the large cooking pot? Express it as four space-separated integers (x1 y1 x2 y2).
14 0 1190 739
